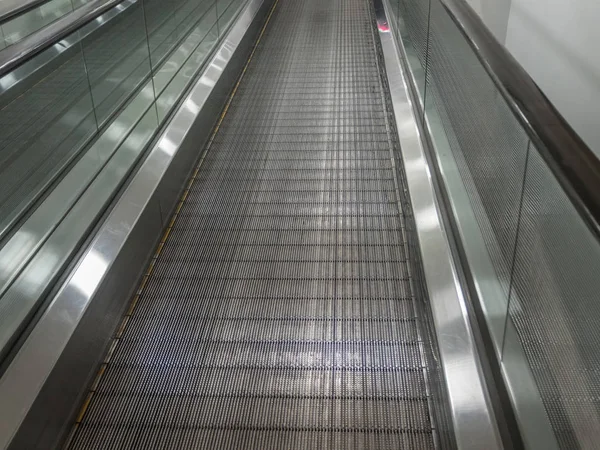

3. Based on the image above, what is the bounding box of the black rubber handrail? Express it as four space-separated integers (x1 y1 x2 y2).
440 0 600 238
0 0 126 78
0 0 52 26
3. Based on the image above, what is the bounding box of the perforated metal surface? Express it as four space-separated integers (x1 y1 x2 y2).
68 0 437 447
508 148 600 449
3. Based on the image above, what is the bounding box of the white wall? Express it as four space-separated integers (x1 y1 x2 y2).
466 0 600 154
504 0 600 154
466 0 512 43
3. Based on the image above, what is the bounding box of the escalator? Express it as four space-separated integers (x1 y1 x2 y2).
4 0 598 446
66 0 443 447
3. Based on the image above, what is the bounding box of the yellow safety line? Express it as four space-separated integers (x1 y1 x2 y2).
103 340 118 364
75 393 93 424
63 1 280 447
90 364 107 392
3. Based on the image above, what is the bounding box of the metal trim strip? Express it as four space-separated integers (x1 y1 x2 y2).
374 0 503 448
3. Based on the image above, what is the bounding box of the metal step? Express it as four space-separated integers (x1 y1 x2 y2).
68 0 437 447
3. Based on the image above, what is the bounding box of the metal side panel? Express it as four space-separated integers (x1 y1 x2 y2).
0 0 271 448
381 0 555 448
374 0 502 449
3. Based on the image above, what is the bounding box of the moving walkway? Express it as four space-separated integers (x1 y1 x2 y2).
0 0 598 448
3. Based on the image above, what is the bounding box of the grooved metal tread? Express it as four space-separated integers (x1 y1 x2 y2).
68 0 437 448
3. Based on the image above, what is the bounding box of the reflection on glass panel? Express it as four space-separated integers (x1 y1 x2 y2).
218 0 243 34
39 0 74 23
1 0 74 45
143 0 181 70
508 147 600 449
396 0 429 99
156 20 218 121
0 35 96 235
153 3 217 97
98 105 159 182
176 0 214 39
71 0 95 10
80 0 153 126
388 0 400 20
423 0 529 330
